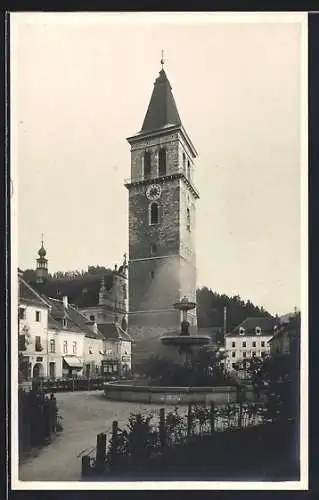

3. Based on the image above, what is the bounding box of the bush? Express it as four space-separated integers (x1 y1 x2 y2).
138 354 235 387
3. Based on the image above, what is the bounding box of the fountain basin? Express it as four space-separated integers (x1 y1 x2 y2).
103 381 240 405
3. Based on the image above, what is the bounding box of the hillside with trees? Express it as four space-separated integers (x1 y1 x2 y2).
196 287 271 331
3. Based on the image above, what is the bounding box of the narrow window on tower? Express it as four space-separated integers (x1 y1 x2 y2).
149 202 159 225
186 208 191 231
151 243 157 255
158 148 166 176
150 271 155 280
187 160 191 180
182 153 186 174
144 151 151 179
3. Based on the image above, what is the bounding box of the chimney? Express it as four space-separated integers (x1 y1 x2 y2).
62 296 68 308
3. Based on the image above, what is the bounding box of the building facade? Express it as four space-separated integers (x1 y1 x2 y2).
268 312 300 357
125 60 199 363
225 317 276 371
18 276 50 379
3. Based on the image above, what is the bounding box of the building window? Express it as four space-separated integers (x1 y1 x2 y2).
123 284 127 300
19 307 26 320
158 148 166 176
239 327 245 336
150 271 155 280
242 341 246 347
63 341 68 354
18 334 27 351
252 341 256 348
35 336 42 352
151 243 157 255
89 346 93 354
231 352 236 358
252 351 256 357
62 318 67 328
35 311 41 322
242 351 247 358
183 152 186 173
72 341 77 354
232 362 236 368
186 208 191 231
90 315 95 321
50 339 55 353
187 160 191 179
255 327 261 335
149 202 159 225
261 341 265 347
231 341 236 348
144 151 151 179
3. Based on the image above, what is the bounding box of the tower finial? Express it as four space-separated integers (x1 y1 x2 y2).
160 49 164 70
41 232 44 246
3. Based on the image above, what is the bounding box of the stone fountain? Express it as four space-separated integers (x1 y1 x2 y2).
160 296 211 366
103 296 240 405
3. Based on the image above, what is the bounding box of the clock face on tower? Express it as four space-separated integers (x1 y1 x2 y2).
146 184 161 200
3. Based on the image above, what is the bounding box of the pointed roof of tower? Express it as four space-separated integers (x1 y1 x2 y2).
141 68 182 133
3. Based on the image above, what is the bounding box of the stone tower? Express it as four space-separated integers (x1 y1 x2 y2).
35 235 48 284
125 60 199 362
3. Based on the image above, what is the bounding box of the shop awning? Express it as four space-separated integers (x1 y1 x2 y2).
63 356 83 369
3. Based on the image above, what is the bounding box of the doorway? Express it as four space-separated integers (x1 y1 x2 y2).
49 362 55 379
32 362 43 378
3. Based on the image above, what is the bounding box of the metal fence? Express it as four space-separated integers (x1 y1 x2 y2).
82 401 265 477
20 376 117 393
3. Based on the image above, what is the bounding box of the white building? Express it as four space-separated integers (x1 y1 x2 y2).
18 275 50 379
98 323 132 377
225 317 277 371
18 271 132 380
45 295 105 378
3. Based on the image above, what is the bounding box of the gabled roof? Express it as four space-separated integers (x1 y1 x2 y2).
19 277 50 309
226 316 276 338
98 323 132 342
44 296 103 339
140 69 182 133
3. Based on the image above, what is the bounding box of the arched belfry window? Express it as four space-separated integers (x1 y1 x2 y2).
158 148 166 176
144 151 151 179
186 207 191 231
149 202 159 225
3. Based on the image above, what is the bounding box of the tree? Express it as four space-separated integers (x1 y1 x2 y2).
196 287 271 330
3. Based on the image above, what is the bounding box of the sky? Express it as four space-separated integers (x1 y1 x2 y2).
11 13 306 316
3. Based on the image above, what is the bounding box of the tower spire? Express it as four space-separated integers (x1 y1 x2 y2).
36 234 48 284
160 49 164 70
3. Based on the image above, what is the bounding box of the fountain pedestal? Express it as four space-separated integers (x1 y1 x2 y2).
160 296 211 366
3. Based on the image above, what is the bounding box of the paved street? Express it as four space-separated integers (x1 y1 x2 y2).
19 391 179 482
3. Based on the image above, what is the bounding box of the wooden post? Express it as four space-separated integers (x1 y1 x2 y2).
110 420 118 469
159 408 166 449
210 402 215 434
95 433 107 473
238 401 243 429
81 455 91 477
187 403 193 437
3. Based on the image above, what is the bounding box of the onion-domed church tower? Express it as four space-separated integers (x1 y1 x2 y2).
35 234 48 284
125 55 199 363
